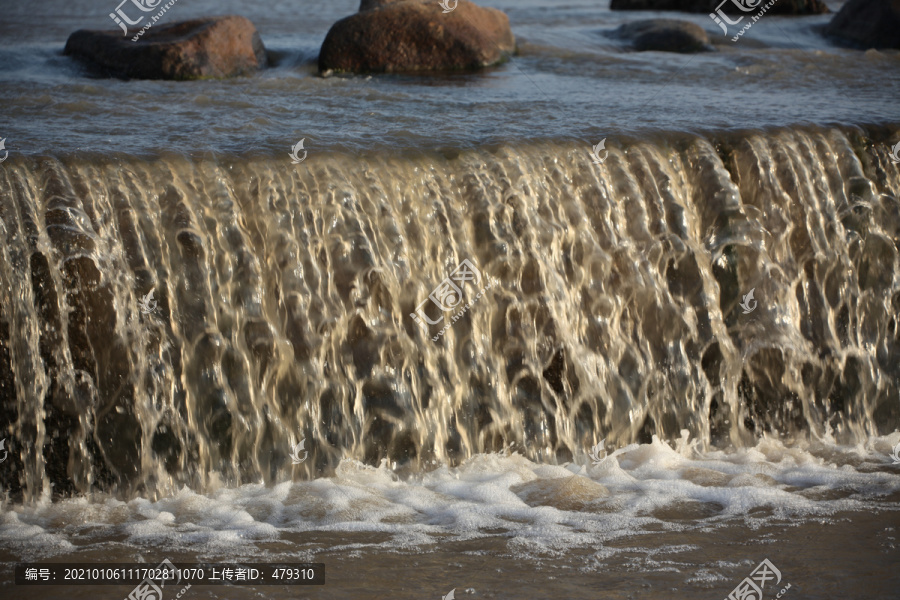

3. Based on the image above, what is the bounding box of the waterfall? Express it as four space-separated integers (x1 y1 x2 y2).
1 124 898 501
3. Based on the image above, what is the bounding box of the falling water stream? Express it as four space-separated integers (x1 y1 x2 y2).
1 124 898 506
2 0 900 595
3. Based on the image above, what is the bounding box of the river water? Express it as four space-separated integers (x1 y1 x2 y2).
0 0 899 599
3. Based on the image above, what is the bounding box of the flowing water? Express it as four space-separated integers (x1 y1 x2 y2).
1 0 899 599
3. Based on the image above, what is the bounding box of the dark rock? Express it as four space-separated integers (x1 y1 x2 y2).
609 0 828 15
64 15 266 80
359 0 402 10
824 0 900 49
319 0 515 74
616 18 712 52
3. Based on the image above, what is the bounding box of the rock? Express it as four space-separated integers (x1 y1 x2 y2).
609 0 828 15
319 0 515 74
64 15 267 80
511 476 610 511
824 0 900 49
681 467 731 486
359 0 402 10
616 18 712 52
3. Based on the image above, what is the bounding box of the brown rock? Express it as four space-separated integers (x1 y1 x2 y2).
319 0 515 74
609 0 828 15
64 15 267 80
616 18 713 52
824 0 900 49
511 476 610 511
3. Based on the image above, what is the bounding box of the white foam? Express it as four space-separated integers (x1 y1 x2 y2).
2 433 899 559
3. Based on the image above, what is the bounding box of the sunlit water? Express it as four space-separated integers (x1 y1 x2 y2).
0 0 899 599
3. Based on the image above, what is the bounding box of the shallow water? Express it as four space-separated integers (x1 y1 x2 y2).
0 0 898 154
2 441 899 599
4 518 900 599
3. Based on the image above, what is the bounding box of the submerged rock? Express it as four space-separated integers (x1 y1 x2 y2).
512 476 610 511
824 0 900 49
318 0 515 74
609 0 828 15
64 15 267 80
616 18 713 52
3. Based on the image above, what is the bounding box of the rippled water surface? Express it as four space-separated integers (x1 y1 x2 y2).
0 0 898 154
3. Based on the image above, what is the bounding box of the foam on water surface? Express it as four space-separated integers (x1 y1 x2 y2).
3 433 898 561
